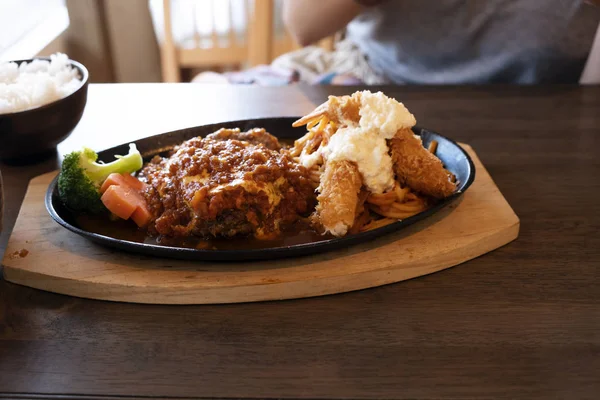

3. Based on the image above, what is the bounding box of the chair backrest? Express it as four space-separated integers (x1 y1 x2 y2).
159 0 301 82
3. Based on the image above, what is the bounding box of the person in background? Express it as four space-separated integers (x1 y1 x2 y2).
274 0 600 84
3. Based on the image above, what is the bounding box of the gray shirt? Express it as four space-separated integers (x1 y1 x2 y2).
347 0 600 83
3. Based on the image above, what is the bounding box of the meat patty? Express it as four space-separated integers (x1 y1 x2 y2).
138 133 315 239
206 127 282 151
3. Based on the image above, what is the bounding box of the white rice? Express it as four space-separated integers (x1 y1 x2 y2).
0 53 83 115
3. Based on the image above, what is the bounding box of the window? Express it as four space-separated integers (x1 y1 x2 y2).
148 0 286 49
0 0 69 61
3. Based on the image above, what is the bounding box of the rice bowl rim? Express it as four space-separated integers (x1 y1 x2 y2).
0 57 89 117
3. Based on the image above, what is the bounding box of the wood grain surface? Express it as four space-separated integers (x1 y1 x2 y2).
1 84 599 400
3 146 518 304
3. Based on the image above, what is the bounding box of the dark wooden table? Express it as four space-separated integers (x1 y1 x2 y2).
1 84 599 400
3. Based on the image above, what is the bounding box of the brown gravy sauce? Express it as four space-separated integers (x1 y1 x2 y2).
75 213 333 250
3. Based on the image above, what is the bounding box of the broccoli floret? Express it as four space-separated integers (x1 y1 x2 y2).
57 144 143 213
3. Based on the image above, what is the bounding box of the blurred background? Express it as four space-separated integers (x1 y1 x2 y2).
1 0 599 85
0 0 333 83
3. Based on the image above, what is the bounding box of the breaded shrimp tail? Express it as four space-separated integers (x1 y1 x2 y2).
389 128 456 199
312 160 362 237
292 94 362 128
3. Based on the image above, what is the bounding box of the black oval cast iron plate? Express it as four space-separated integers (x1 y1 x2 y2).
46 117 475 261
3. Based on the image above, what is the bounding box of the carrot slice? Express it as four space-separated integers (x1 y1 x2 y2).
118 173 147 192
100 173 125 194
131 204 152 227
101 185 138 220
100 173 152 227
100 173 148 194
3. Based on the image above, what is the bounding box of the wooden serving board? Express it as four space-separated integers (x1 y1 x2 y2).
2 146 519 304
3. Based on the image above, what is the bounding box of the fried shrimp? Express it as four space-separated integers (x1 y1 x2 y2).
292 94 362 129
312 160 362 237
388 128 456 199
294 90 456 237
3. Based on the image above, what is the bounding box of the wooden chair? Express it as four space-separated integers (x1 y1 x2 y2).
160 0 300 82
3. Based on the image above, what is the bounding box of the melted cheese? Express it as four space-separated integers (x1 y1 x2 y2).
182 170 210 185
209 176 286 209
